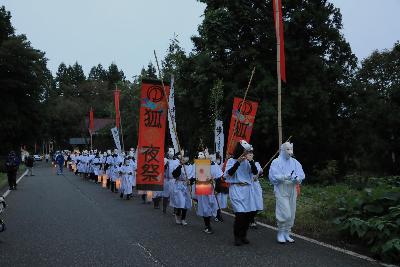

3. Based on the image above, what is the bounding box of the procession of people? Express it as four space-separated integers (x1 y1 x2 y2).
53 137 304 246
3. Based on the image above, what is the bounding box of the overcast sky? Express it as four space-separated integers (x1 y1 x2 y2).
2 0 400 80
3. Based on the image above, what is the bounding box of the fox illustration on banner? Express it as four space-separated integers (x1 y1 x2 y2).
136 79 170 191
226 97 259 156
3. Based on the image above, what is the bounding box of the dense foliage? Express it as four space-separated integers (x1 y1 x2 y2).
1 1 399 177
335 177 400 263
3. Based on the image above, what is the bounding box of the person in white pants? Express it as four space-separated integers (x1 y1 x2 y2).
268 142 305 244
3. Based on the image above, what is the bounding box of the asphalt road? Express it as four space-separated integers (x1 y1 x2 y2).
0 163 384 267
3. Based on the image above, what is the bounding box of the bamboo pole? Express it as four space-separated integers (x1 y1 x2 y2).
153 50 190 182
275 0 283 148
119 117 126 152
225 67 256 159
115 85 125 153
90 133 93 151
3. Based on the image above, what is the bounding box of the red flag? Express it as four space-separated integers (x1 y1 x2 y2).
114 89 121 128
136 79 170 191
89 108 94 134
273 0 286 82
226 97 259 155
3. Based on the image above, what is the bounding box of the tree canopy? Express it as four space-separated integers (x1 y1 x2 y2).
1 2 399 177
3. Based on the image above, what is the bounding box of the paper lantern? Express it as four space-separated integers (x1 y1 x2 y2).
146 191 153 202
194 159 212 195
116 178 121 189
102 174 108 188
195 182 213 195
97 175 102 183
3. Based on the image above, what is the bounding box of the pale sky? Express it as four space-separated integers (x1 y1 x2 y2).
2 0 399 80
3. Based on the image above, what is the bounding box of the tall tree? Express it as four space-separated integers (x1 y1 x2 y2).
169 0 358 173
88 64 108 81
352 42 400 173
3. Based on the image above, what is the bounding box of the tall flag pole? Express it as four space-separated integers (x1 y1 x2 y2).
89 107 94 150
114 86 125 151
273 0 286 147
153 50 190 183
114 87 121 129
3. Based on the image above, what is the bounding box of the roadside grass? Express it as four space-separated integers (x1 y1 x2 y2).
257 180 354 240
0 172 6 189
254 178 400 262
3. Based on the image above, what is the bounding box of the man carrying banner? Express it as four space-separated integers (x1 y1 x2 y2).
128 149 137 190
92 151 102 184
171 150 193 225
224 140 258 246
162 148 179 213
119 157 135 200
110 149 123 193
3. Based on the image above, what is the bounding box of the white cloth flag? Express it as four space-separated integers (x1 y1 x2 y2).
168 76 178 153
111 127 122 153
215 120 224 166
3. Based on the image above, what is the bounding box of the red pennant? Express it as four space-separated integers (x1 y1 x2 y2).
273 0 286 82
89 108 94 133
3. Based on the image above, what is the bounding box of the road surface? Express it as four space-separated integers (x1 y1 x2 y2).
0 163 384 267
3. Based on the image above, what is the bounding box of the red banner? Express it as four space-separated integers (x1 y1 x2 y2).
273 0 286 82
226 97 259 156
114 89 121 128
89 108 94 134
136 79 170 191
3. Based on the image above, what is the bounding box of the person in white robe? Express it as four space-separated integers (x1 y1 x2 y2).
268 142 305 244
171 150 193 225
249 160 264 229
119 158 135 200
92 152 102 184
195 150 223 234
105 150 113 189
223 140 258 246
110 149 123 193
213 153 228 222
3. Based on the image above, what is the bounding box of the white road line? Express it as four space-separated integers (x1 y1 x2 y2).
136 242 165 266
221 211 398 267
2 170 28 199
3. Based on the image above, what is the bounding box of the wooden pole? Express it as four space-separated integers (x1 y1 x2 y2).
90 133 93 151
225 67 256 159
275 0 283 149
120 121 125 152
153 50 190 182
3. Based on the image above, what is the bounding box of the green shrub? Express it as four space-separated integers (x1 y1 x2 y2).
313 160 339 185
335 189 400 263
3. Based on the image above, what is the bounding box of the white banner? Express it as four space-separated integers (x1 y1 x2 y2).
215 120 224 166
111 127 122 153
168 76 179 153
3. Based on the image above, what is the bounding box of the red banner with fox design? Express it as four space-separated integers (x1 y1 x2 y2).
136 79 170 191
